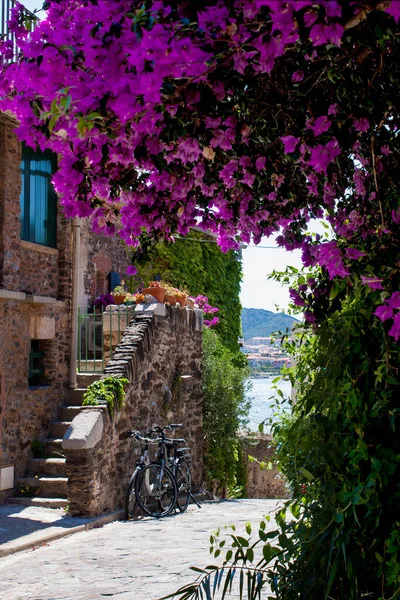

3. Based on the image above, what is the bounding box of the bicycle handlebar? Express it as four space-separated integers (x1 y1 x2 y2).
127 430 161 444
127 423 184 442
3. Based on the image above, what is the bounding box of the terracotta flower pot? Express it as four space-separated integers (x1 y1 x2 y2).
165 294 177 306
142 287 166 303
113 295 126 305
175 294 187 307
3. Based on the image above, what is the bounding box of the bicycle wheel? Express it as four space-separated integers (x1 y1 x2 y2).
135 463 177 518
125 468 140 520
176 460 191 513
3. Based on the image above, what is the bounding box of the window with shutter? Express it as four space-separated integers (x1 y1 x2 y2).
20 145 57 248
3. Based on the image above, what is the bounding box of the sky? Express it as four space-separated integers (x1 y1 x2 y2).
21 0 42 13
240 243 302 313
17 0 319 315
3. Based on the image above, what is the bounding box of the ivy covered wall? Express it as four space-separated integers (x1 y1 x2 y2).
134 231 243 351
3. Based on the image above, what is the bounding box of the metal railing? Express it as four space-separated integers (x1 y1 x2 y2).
1 0 39 60
77 306 136 373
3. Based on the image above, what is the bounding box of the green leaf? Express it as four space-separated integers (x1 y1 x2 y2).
299 467 314 481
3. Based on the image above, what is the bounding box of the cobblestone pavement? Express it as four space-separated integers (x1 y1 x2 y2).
0 499 281 600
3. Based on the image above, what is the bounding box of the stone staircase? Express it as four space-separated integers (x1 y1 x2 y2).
8 374 101 509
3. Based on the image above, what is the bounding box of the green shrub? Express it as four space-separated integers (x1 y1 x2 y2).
202 328 250 496
82 376 129 417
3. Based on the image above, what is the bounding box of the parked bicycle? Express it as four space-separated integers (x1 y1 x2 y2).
125 424 198 520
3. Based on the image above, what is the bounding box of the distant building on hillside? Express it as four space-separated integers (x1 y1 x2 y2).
252 337 272 346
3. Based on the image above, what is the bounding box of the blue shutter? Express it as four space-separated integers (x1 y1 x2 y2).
108 272 121 292
20 146 57 248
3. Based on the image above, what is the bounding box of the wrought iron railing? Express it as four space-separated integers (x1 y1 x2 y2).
77 306 136 373
1 0 39 59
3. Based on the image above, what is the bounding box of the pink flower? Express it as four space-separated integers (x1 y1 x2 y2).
126 265 137 275
353 117 370 132
388 292 400 310
328 103 339 116
361 276 384 290
385 4 400 22
281 135 300 154
380 145 391 156
345 247 365 260
304 311 317 323
374 305 394 322
292 70 304 83
310 22 343 47
306 115 331 137
289 288 305 307
308 138 341 174
388 313 400 341
316 241 349 279
255 156 266 171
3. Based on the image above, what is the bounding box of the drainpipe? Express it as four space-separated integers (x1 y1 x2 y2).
69 218 81 389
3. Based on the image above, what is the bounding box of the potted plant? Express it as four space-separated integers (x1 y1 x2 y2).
142 281 166 303
111 285 127 305
131 292 145 304
93 293 114 311
174 287 189 307
164 283 178 306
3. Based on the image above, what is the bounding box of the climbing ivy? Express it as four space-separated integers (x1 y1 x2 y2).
133 231 242 351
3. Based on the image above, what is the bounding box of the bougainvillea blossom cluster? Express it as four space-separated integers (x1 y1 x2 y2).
193 295 220 328
1 0 400 336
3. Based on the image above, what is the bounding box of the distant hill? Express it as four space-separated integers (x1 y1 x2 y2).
242 308 299 342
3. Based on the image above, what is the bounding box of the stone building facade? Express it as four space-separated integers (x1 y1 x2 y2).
0 112 133 503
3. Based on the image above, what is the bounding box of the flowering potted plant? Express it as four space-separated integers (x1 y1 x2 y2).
174 287 189 307
142 281 166 303
131 292 145 304
164 283 178 306
93 294 114 311
111 285 127 305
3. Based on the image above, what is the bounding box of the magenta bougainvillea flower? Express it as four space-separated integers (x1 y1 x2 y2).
0 0 399 338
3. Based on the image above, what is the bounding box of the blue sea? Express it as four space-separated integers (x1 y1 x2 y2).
244 377 292 432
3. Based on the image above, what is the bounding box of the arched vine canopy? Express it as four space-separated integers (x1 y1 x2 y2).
1 0 400 334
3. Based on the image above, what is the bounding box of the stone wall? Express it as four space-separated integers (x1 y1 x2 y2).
64 305 204 517
0 113 22 291
242 433 290 499
0 299 70 490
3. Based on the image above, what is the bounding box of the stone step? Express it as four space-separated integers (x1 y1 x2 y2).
58 406 85 421
28 458 67 478
16 476 68 498
76 373 101 387
7 497 68 509
66 388 86 406
41 438 65 458
50 421 71 438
